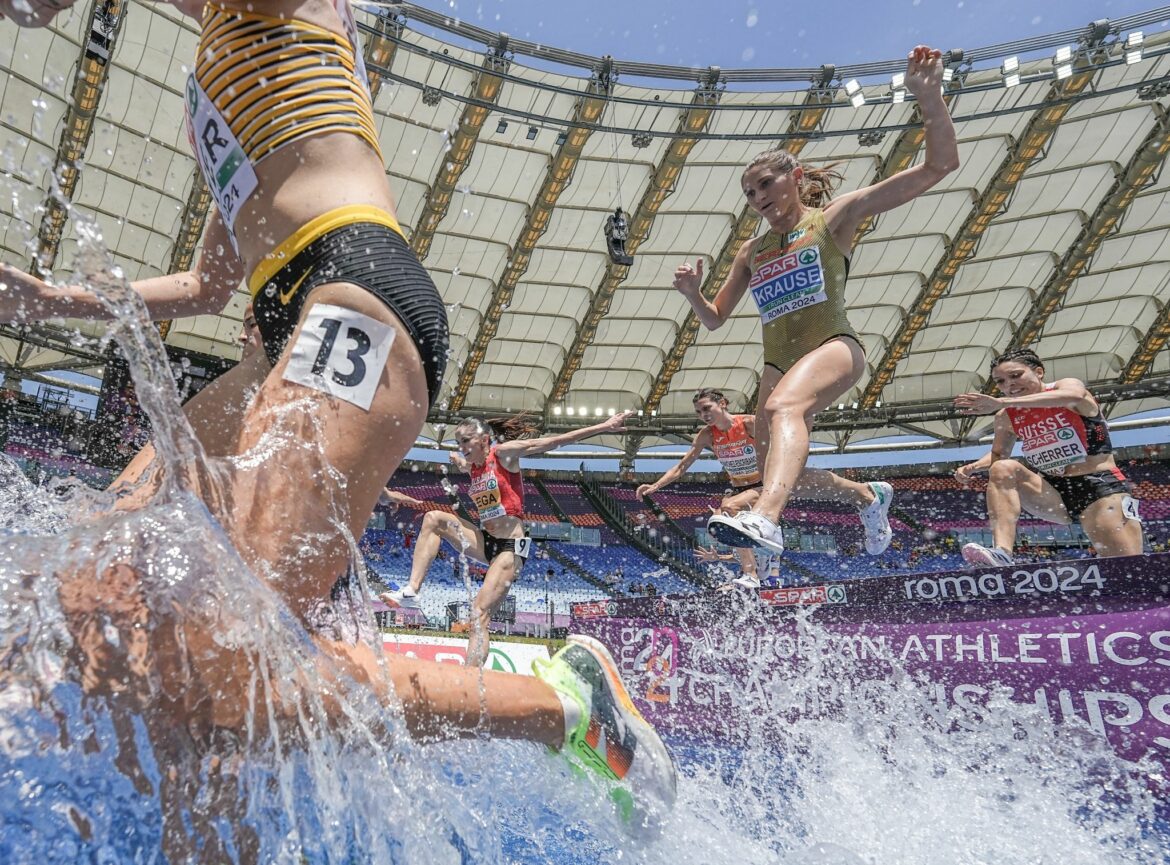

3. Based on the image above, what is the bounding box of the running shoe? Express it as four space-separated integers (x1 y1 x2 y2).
962 543 1014 568
378 587 421 609
706 512 785 555
732 574 761 590
858 481 894 555
533 635 678 837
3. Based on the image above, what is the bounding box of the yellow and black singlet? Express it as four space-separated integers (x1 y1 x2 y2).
184 0 381 234
746 208 861 371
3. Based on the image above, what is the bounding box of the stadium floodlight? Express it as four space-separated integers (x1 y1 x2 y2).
607 407 616 415
496 118 508 133
555 131 568 145
1125 31 1143 65
1053 45 1073 80
1001 55 1020 88
594 407 603 417
553 406 562 416
890 72 905 103
526 126 538 140
844 78 865 108
565 407 575 416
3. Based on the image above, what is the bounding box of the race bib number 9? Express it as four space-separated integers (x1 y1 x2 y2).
283 304 396 410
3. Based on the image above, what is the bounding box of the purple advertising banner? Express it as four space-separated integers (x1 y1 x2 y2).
571 554 1170 778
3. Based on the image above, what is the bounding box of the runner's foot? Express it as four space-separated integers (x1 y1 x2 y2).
858 481 894 555
706 512 785 555
533 635 678 837
379 587 421 609
961 542 1014 568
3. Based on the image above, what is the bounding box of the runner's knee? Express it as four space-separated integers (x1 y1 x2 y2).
988 459 1024 484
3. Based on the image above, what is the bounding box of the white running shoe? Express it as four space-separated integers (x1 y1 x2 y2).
962 543 1014 568
379 587 422 609
706 512 785 555
858 481 894 555
731 574 761 590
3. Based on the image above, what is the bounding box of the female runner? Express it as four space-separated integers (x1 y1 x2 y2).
382 411 631 666
680 46 958 557
954 348 1143 565
0 0 674 849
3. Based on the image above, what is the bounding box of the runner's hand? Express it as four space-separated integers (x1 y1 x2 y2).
672 259 704 297
601 410 636 433
636 483 657 500
953 463 980 486
954 392 1002 415
903 45 944 98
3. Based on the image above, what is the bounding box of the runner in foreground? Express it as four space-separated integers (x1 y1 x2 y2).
676 46 957 558
954 348 1143 565
0 0 675 849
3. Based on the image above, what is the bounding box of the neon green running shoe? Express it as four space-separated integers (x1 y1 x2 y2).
533 634 678 837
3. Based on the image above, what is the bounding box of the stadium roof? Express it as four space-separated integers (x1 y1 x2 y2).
2 1 1170 460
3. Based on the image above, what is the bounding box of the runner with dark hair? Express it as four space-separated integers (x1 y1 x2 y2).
382 411 632 666
954 349 1143 565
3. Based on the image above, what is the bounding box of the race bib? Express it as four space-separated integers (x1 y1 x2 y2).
714 442 759 486
282 304 396 410
184 75 258 237
1020 426 1088 474
470 474 507 521
748 246 827 324
1122 495 1142 523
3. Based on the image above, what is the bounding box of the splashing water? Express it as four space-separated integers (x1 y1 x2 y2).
0 195 1167 865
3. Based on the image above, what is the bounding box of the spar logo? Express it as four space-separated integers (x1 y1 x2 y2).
760 584 847 606
1057 428 1075 441
486 647 517 673
573 601 610 619
797 248 817 266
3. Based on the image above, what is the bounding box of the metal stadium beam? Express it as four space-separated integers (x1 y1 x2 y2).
858 48 1105 412
1124 304 1170 386
547 71 723 405
447 61 615 412
363 8 405 101
31 0 127 275
1089 110 1170 386
410 37 511 261
1016 105 1170 354
947 104 1170 439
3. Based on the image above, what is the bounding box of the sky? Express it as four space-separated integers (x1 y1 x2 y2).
425 0 1167 74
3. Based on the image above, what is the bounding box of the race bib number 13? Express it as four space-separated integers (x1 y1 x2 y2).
283 304 396 410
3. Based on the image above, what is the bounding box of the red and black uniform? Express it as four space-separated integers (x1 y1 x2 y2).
467 446 532 563
709 415 761 489
1005 387 1134 519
